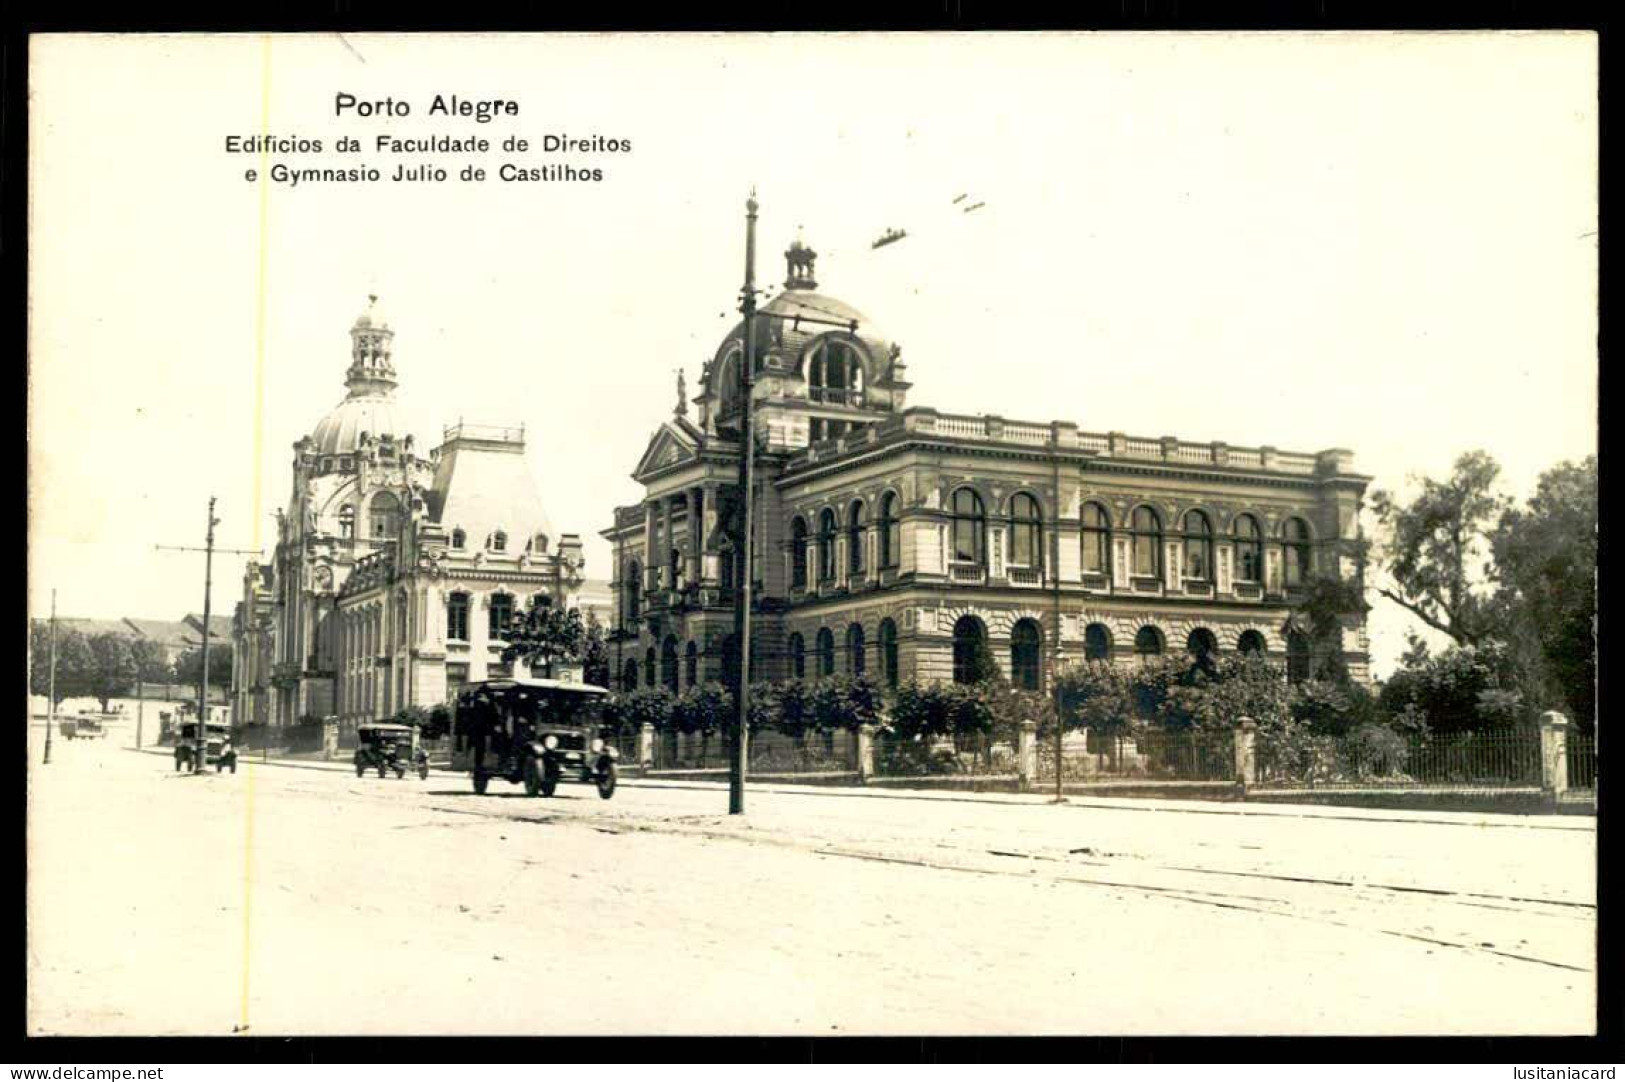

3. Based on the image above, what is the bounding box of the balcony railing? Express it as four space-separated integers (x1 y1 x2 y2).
809 386 864 407
1008 566 1043 586
948 562 986 584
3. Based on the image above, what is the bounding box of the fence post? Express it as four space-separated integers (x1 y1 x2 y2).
1540 710 1570 805
1017 719 1038 792
638 722 655 769
855 723 876 784
1234 716 1257 794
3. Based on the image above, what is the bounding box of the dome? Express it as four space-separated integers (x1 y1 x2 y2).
308 393 407 456
708 289 897 385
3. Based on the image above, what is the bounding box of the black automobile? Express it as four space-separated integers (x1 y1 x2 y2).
354 723 430 780
451 679 618 799
175 722 236 774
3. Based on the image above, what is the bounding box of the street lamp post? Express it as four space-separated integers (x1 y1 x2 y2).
1052 647 1068 804
729 191 761 817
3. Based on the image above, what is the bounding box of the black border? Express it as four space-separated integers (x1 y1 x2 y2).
7 1 1616 1066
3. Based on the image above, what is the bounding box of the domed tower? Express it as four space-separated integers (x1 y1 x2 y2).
697 234 910 451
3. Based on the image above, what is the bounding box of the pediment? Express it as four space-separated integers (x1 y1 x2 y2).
632 422 700 482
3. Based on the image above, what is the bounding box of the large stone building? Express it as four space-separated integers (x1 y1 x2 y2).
232 298 598 731
603 232 1371 697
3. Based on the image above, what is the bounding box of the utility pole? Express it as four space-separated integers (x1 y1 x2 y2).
157 497 260 767
43 589 57 765
730 190 760 816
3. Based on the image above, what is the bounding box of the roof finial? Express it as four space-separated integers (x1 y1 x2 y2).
675 367 689 419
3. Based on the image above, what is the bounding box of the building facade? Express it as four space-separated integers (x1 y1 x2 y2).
232 298 593 731
603 236 1372 697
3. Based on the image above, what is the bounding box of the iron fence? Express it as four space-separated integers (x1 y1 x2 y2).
1035 729 1234 783
1257 729 1541 789
639 728 857 775
1569 731 1597 791
873 731 1020 778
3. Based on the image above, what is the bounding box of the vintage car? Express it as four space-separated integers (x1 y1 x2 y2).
451 678 618 799
60 714 110 740
174 721 237 773
354 723 429 780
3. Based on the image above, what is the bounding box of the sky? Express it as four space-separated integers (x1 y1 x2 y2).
27 32 1597 678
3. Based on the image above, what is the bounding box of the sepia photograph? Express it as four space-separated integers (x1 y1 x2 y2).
25 30 1598 1040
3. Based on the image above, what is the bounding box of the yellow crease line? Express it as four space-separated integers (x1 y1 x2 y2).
241 32 273 1036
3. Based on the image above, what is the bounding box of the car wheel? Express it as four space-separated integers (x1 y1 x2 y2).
523 757 542 797
395 765 406 779
596 762 618 800
418 762 429 780
355 759 365 778
472 768 488 795
229 760 237 774
541 761 560 798
174 756 184 772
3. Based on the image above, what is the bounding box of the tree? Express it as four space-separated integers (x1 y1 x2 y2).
129 637 173 688
1289 541 1372 683
175 643 233 696
500 602 586 677
1054 661 1136 736
580 610 612 688
29 622 92 706
1370 451 1510 647
1490 456 1596 729
1376 639 1524 734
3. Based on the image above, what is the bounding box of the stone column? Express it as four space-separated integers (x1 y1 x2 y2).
1017 719 1038 791
1540 710 1570 802
1234 716 1258 790
662 497 675 591
701 481 720 584
638 722 655 769
855 723 876 783
689 487 703 586
643 501 658 592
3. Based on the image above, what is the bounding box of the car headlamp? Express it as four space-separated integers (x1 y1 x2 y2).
542 734 559 751
590 738 605 753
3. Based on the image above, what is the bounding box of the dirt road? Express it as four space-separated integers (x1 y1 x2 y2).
25 722 1595 1036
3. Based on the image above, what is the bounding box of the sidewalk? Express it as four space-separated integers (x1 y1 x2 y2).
123 744 1591 832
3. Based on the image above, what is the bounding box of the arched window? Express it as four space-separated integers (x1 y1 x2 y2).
1010 618 1042 691
1134 625 1164 662
847 500 866 576
1187 627 1219 670
1286 630 1311 683
1183 511 1213 581
807 338 865 405
369 492 401 541
489 530 508 552
533 533 549 555
952 615 988 684
624 559 642 623
623 659 638 691
339 504 356 540
645 647 657 687
1009 493 1043 570
669 547 682 589
720 635 741 692
788 632 806 680
716 348 742 418
1080 502 1111 576
488 593 514 640
1284 517 1313 587
790 517 808 589
450 527 465 550
685 641 699 687
395 592 410 648
878 619 899 688
1234 515 1263 583
846 623 866 676
878 492 900 570
1084 623 1112 662
817 509 837 583
1130 506 1162 578
446 592 470 642
951 488 986 567
816 627 836 677
661 636 679 692
1238 630 1267 657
